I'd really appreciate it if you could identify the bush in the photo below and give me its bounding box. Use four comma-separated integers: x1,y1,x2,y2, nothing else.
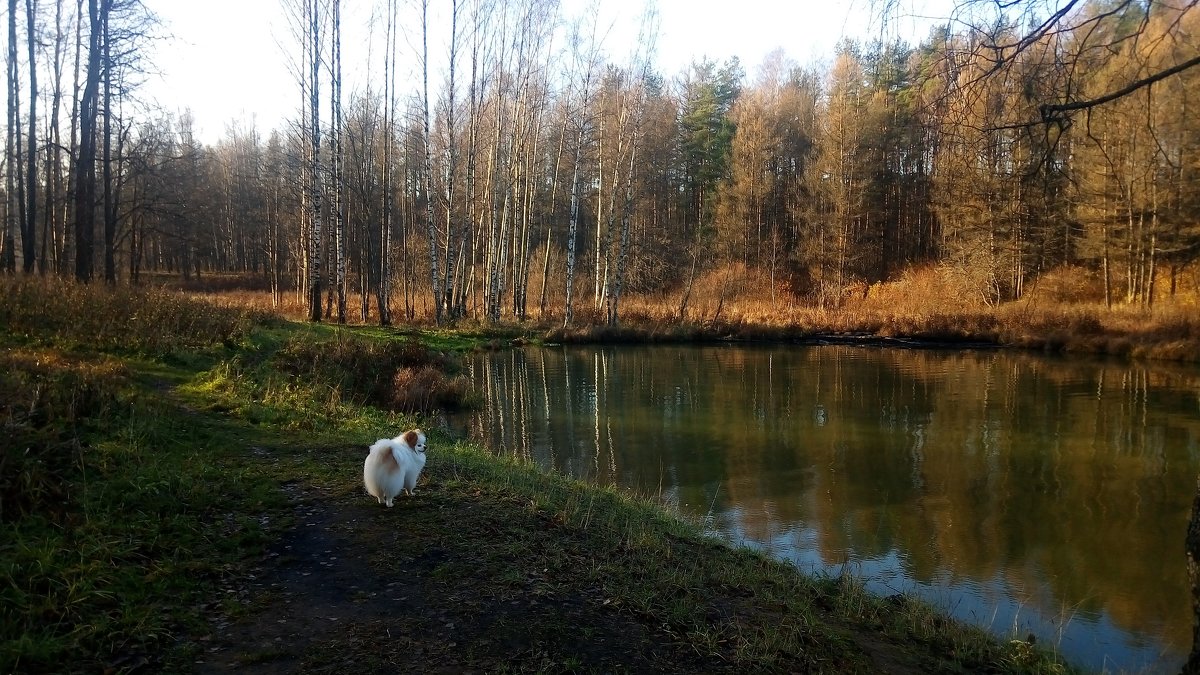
271,333,470,413
1024,266,1106,304
390,365,471,412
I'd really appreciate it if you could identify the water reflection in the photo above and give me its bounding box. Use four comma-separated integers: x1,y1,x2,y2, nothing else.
453,344,1200,672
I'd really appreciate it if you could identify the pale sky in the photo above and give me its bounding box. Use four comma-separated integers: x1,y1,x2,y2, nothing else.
146,0,952,143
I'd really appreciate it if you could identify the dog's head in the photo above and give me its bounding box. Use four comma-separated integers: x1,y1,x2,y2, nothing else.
402,429,427,454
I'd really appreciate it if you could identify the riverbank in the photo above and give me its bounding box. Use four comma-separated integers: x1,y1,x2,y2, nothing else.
179,265,1200,362
2,278,1076,673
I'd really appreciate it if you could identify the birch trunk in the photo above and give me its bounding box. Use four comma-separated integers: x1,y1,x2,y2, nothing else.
421,0,442,324
332,0,345,323
563,133,583,328
306,0,322,322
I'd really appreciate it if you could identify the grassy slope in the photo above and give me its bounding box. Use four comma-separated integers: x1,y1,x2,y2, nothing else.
0,278,1073,673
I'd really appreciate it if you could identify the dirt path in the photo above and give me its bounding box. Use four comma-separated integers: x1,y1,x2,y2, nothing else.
186,444,949,674
191,461,728,673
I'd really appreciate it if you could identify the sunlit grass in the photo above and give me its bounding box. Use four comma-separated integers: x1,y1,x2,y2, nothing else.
159,264,1200,361
0,276,271,355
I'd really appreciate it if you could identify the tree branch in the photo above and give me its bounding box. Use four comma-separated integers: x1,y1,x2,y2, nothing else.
1041,52,1200,117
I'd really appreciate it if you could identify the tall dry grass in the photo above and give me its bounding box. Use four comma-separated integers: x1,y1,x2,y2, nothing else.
543,263,1200,360
0,276,270,353
154,262,1200,361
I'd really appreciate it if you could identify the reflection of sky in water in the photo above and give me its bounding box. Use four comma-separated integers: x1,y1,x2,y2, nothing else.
713,506,1176,673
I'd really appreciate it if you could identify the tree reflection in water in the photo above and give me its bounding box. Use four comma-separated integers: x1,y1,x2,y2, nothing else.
453,344,1200,673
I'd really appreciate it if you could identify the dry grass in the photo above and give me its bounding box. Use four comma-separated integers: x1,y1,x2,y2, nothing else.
269,332,472,413
542,264,1200,360
154,263,1200,361
0,276,269,353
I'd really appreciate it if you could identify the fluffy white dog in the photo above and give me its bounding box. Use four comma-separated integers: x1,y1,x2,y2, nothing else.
363,429,427,507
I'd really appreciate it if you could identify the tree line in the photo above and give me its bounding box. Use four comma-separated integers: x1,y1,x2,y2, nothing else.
1,0,1197,325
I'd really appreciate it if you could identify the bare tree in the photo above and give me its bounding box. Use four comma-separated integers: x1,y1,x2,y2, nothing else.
41,0,70,274
605,7,657,326
73,0,107,282
877,0,1200,128
23,0,37,273
331,0,345,322
438,0,462,320
377,0,398,325
420,0,441,324
561,10,601,328
3,0,17,272
305,0,323,321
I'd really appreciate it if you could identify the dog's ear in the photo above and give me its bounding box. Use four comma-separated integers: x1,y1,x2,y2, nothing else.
403,430,419,447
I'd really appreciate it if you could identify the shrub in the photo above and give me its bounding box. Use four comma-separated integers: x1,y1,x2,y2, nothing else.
271,333,470,412
390,365,471,412
1024,266,1106,304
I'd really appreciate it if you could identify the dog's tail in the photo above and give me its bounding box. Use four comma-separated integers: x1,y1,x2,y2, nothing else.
368,438,395,455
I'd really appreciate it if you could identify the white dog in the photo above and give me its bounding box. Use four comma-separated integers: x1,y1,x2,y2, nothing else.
363,429,427,507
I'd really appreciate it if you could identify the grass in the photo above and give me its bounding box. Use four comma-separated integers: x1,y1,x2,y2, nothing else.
170,264,1200,362
0,277,1077,673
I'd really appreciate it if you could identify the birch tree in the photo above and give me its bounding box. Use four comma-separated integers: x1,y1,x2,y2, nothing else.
305,0,323,321
330,0,345,322
561,12,600,328
420,0,442,324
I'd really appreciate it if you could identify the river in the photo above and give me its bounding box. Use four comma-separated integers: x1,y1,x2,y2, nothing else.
450,343,1200,672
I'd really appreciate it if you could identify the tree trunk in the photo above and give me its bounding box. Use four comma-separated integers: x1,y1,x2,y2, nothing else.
73,0,106,283
377,0,397,326
421,0,441,324
3,0,17,273
440,0,460,319
102,6,116,283
563,134,583,328
42,0,66,275
332,0,346,323
306,0,322,322
23,0,37,274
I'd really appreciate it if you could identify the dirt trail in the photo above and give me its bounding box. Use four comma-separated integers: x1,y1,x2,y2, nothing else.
187,445,943,674
191,469,720,673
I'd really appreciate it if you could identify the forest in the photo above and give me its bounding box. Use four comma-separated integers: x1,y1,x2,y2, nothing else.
1,0,1198,330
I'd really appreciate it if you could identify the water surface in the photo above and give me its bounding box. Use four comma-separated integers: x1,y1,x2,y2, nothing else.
452,344,1200,672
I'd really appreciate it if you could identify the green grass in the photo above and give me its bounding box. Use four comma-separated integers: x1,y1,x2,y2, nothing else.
0,278,1076,673
1,355,283,672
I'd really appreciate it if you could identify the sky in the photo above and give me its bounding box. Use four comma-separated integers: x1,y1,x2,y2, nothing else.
146,0,953,144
